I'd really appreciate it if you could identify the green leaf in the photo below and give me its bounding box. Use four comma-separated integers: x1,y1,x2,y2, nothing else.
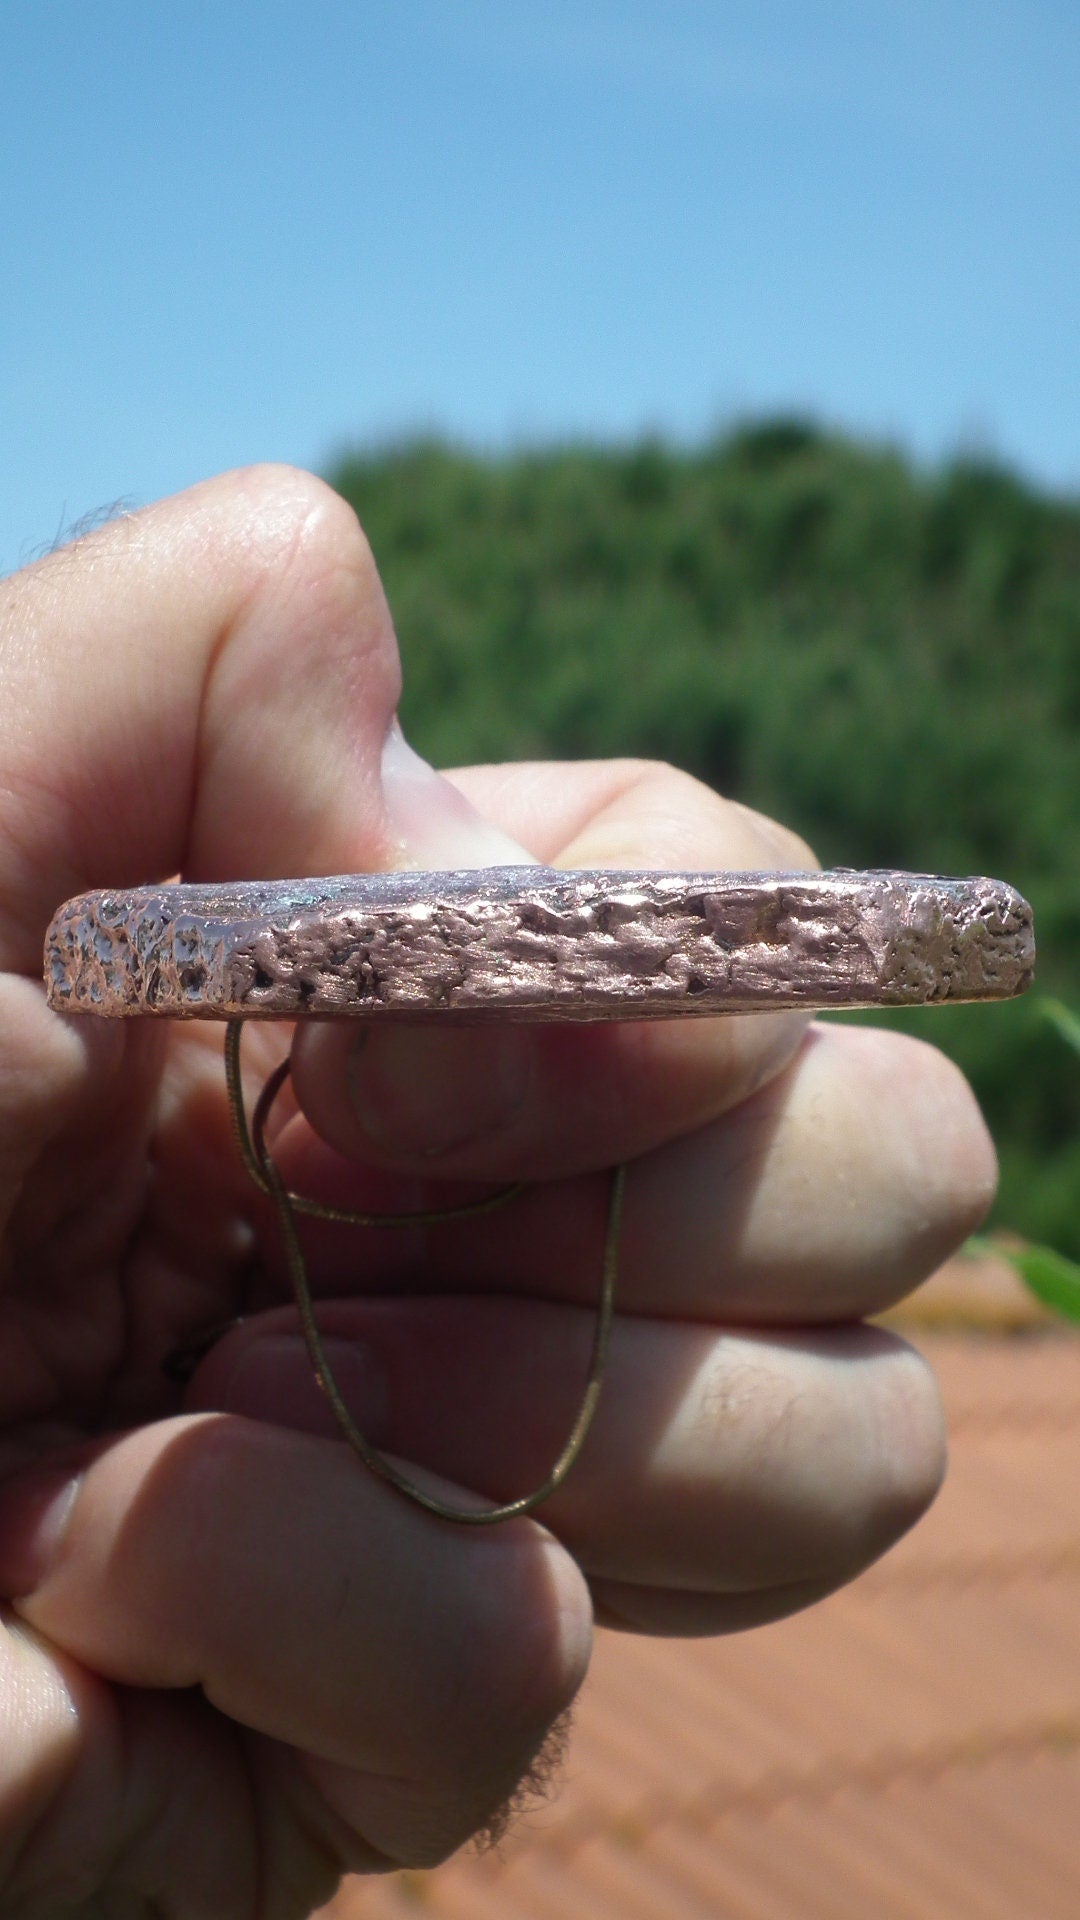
1005,1242,1080,1323
1039,996,1080,1060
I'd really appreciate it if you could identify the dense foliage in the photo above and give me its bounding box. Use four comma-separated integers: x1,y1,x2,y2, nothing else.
330,423,1080,1254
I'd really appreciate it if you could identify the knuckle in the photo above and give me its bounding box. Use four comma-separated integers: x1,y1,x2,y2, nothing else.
344,1547,589,1870
231,462,364,541
727,798,820,871
623,764,821,871
230,464,381,593
423,1544,590,1794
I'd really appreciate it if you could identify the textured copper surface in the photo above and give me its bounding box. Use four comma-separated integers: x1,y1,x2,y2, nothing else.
44,867,1033,1019
321,1306,1080,1920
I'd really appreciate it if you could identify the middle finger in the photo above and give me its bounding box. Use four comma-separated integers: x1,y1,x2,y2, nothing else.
274,1020,995,1327
189,1297,946,1611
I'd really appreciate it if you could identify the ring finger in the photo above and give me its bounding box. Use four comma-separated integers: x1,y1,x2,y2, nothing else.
274,1019,995,1327
189,1295,947,1631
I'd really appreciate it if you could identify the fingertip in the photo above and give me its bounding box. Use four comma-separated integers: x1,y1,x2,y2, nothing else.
290,1003,812,1186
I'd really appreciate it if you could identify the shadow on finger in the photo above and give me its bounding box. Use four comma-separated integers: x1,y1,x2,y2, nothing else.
188,1296,947,1625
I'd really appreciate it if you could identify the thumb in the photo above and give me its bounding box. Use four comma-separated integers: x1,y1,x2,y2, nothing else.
0,464,523,978
379,721,535,872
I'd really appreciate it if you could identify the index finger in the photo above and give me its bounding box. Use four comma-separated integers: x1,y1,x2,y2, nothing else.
0,465,513,975
291,761,818,1180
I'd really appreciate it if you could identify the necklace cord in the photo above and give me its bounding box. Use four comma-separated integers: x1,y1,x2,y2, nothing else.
223,1018,623,1525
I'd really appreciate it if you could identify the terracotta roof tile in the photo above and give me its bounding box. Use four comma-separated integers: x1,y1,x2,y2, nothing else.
321,1290,1080,1920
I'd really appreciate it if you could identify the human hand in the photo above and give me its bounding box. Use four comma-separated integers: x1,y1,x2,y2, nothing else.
0,469,993,1917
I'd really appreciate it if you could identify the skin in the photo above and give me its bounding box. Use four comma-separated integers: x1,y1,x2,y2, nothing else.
0,467,996,1918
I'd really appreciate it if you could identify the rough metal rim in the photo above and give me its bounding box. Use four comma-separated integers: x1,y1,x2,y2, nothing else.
45,867,1035,1021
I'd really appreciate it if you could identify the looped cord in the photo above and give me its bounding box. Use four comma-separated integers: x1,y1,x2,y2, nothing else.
224,1019,624,1525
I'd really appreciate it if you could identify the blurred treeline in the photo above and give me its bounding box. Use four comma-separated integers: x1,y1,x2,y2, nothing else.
330,421,1080,1254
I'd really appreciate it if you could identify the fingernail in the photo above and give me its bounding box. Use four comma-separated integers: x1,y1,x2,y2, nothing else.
218,1335,389,1440
0,1463,80,1597
349,1024,533,1157
380,722,538,871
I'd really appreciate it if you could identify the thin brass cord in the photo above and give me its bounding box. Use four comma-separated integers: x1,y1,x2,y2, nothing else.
225,1019,524,1225
224,1017,622,1524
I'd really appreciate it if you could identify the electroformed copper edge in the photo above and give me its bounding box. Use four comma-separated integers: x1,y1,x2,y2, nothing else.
44,867,1034,1022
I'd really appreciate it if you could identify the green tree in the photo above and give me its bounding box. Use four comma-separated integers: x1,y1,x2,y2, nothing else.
330,423,1080,1255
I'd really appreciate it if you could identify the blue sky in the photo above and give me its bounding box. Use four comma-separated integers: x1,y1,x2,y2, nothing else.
2,0,1078,573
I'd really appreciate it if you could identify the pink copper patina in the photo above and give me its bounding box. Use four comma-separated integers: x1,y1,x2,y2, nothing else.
44,867,1034,1021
